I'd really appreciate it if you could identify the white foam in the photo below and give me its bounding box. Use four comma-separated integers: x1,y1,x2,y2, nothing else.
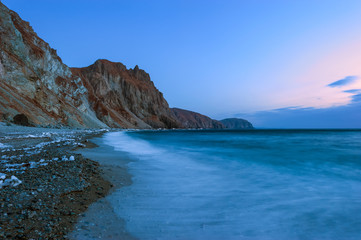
104,132,163,156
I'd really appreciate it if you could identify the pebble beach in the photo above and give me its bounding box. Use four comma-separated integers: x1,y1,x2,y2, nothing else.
0,123,113,239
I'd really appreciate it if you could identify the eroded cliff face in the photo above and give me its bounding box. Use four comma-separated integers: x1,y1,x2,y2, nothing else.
0,2,253,130
171,108,225,129
0,2,106,127
71,60,181,129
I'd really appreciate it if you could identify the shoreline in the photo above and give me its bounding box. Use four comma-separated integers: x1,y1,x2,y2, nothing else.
68,135,137,240
0,123,117,239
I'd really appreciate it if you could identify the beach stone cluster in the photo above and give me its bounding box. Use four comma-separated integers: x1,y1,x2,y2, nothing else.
0,129,111,239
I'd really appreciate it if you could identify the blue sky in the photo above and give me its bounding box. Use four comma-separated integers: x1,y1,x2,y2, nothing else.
3,0,361,128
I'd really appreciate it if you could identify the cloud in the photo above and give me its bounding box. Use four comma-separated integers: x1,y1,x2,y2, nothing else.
271,106,317,112
328,76,358,87
344,89,361,93
233,80,361,128
234,100,361,128
273,106,302,111
351,93,361,102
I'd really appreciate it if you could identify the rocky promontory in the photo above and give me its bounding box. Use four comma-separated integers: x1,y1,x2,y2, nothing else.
171,108,224,129
221,118,254,129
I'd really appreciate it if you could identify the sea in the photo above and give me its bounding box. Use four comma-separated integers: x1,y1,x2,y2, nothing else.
73,129,361,240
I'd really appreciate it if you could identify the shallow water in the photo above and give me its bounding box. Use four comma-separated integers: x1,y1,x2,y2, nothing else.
90,130,361,239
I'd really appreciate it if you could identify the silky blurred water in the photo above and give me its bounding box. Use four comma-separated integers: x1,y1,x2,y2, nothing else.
102,129,361,240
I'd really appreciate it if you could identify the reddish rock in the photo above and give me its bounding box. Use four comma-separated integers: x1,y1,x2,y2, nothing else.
171,108,225,129
0,2,254,130
71,60,181,129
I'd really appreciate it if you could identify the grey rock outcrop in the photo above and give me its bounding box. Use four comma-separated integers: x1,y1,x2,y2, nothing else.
220,118,254,129
0,2,106,128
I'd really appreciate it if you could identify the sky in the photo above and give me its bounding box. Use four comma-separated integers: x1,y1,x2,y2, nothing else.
3,0,361,128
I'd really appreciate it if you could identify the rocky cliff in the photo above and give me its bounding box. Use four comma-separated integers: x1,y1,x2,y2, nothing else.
71,60,181,129
171,108,225,129
0,2,106,128
220,118,254,129
0,2,180,129
0,2,253,130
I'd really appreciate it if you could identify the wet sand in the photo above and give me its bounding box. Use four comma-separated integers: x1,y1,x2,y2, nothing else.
68,137,137,240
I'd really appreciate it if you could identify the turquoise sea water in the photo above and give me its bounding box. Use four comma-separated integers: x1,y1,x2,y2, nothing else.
101,130,361,240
